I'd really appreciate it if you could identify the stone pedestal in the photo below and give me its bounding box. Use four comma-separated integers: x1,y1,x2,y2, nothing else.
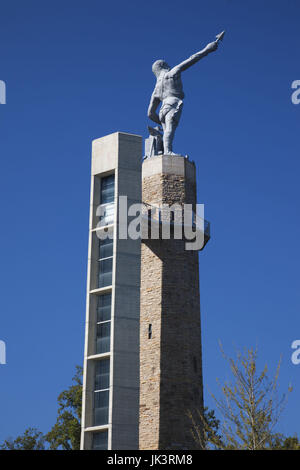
139,155,204,450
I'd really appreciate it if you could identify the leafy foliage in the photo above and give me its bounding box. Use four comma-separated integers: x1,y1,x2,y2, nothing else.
191,347,295,450
189,406,223,450
0,427,46,450
1,357,298,451
268,434,300,450
0,366,83,451
45,366,83,450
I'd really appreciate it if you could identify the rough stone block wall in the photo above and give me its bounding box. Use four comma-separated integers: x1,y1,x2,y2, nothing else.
139,156,204,450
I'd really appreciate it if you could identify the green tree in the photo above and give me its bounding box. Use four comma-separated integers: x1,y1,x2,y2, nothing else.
268,433,300,450
0,366,83,450
45,366,83,450
189,406,223,450
191,347,293,450
0,427,46,450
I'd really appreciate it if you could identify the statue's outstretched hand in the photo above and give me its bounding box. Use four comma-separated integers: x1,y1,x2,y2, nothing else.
206,41,218,52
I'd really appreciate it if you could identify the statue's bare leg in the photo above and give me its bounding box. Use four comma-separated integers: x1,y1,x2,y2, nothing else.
162,114,178,155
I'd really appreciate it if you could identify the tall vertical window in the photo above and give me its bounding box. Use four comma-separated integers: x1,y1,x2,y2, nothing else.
99,174,115,225
98,237,113,288
96,294,111,354
94,358,110,426
92,430,108,450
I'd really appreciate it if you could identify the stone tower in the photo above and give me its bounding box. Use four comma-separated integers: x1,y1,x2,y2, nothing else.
139,154,208,450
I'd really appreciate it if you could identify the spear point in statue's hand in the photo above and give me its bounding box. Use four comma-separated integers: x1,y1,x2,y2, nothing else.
215,30,225,43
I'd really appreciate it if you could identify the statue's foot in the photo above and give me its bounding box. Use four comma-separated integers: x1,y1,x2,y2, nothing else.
164,151,177,156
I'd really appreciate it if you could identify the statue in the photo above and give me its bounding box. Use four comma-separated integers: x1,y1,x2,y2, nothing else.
146,31,225,156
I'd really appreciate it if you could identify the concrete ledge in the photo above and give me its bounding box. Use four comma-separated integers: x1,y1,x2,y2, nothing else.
142,155,195,181
92,132,142,175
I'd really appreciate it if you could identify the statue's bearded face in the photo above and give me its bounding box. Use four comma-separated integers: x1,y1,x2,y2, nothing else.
152,60,170,77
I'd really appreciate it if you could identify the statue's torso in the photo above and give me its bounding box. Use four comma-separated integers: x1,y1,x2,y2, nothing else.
154,71,184,102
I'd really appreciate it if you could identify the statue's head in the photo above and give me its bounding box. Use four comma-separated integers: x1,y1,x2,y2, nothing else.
152,60,170,77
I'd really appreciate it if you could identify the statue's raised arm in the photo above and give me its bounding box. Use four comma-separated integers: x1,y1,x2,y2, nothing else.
170,41,218,75
146,31,225,157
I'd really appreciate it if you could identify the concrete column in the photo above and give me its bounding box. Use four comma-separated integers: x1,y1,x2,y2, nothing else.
81,132,142,450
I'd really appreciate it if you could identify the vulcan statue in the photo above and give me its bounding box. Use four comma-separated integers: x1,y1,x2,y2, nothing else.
146,32,225,157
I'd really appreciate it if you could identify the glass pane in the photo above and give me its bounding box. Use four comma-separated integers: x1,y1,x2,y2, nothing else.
97,294,111,322
99,238,113,260
94,390,109,426
101,175,115,204
92,431,108,450
98,258,113,288
95,358,110,390
96,323,111,354
101,188,114,205
101,174,114,189
99,203,114,225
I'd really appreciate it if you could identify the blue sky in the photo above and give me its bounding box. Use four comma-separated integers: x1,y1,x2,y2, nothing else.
0,0,299,442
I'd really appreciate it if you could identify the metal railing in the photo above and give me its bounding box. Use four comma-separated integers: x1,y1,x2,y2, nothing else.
141,202,210,240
